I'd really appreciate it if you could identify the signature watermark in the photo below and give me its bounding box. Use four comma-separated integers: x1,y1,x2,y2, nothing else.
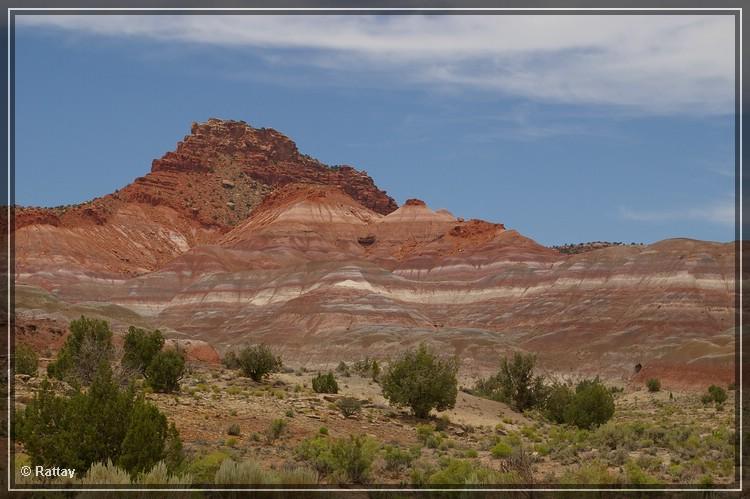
20,465,76,479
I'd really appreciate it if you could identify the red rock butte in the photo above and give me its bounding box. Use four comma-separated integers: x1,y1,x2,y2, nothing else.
13,119,736,388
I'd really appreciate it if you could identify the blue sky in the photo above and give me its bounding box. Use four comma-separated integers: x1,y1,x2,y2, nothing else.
14,14,736,245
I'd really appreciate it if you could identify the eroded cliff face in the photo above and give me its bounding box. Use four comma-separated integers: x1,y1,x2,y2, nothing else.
127,118,397,226
13,121,736,387
14,119,397,286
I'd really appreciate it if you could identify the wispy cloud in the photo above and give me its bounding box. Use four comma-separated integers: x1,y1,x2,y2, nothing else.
16,14,735,115
620,197,735,226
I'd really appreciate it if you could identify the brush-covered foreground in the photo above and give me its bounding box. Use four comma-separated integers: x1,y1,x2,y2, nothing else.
12,362,737,488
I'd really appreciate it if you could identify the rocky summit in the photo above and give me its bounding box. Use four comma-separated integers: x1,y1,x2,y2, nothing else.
14,119,735,388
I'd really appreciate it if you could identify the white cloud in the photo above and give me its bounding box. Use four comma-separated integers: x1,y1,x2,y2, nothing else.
16,14,735,114
620,197,735,225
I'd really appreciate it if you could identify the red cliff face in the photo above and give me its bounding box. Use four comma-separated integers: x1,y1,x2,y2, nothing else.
121,118,397,227
14,119,398,281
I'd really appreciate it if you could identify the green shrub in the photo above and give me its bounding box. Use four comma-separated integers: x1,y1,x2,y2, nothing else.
118,398,169,474
594,422,638,451
296,435,335,474
296,433,377,483
227,423,241,436
646,378,661,393
625,460,660,485
278,466,318,485
222,350,240,370
145,350,185,393
312,372,339,394
17,364,176,475
237,344,282,382
474,352,547,412
491,440,513,458
215,458,273,485
544,382,574,423
335,397,362,418
563,378,615,429
434,416,451,433
121,326,164,374
534,443,551,456
186,450,230,483
383,445,420,472
80,459,192,485
381,344,459,418
267,418,287,442
708,385,728,405
213,458,317,485
14,343,38,376
561,460,619,485
352,357,379,378
47,316,114,385
80,459,132,485
137,461,193,485
164,422,184,473
416,424,443,449
410,459,436,486
699,474,714,486
329,434,378,483
428,458,520,485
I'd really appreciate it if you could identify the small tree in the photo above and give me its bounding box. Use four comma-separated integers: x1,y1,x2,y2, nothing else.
646,378,661,393
47,316,114,385
381,344,459,419
14,343,38,376
118,398,168,474
543,382,574,424
312,372,339,394
495,353,546,412
563,378,615,429
122,326,164,374
145,350,185,393
17,363,176,475
164,422,184,473
237,344,282,382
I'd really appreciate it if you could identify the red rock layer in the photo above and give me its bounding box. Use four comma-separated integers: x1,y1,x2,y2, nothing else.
22,184,730,388
14,124,736,388
14,119,397,284
120,118,397,227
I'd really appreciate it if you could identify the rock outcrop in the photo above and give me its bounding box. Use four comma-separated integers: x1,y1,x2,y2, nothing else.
14,119,397,286
127,118,397,226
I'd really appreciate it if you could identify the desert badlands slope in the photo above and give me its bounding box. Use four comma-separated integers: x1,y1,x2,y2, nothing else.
13,119,736,387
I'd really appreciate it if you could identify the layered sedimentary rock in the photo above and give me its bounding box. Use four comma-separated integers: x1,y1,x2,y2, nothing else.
13,121,736,387
14,119,397,288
